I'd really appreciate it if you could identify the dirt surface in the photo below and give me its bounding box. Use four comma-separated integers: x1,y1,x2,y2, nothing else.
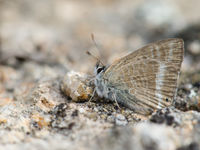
0,0,200,150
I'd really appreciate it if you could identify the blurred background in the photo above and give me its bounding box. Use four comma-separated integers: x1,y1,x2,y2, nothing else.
0,0,200,79
0,1,200,148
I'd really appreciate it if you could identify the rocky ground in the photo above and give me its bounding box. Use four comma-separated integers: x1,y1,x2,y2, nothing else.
0,0,200,150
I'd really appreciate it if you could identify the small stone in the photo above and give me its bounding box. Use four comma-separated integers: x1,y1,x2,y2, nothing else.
150,108,177,126
79,108,85,114
60,71,94,102
107,115,115,123
185,84,193,90
188,91,200,111
94,107,98,112
115,114,128,126
189,90,197,98
116,114,125,120
188,40,200,55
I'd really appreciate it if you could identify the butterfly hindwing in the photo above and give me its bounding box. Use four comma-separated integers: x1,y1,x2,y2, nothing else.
102,38,184,113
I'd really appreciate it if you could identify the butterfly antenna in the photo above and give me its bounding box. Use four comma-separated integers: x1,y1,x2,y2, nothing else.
86,33,104,66
91,33,100,52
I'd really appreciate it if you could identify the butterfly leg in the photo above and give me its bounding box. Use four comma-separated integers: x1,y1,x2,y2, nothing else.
113,92,121,109
88,88,96,103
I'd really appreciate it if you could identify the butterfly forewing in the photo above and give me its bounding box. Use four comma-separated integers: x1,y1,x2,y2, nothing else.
103,39,184,113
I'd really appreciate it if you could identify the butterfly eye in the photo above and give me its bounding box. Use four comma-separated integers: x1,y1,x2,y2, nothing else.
97,67,105,74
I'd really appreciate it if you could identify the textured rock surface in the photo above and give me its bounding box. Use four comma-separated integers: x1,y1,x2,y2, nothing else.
0,0,200,150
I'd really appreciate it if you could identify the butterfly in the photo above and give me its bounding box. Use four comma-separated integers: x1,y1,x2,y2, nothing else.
93,38,184,115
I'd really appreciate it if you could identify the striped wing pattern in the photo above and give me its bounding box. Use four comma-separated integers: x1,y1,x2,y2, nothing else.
103,39,184,113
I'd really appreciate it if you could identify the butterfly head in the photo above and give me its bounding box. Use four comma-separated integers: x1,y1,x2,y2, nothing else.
94,61,106,76
94,61,109,98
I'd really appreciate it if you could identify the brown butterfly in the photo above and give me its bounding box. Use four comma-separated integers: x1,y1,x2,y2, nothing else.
93,38,184,115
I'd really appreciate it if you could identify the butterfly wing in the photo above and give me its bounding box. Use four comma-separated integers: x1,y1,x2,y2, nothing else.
103,38,184,114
